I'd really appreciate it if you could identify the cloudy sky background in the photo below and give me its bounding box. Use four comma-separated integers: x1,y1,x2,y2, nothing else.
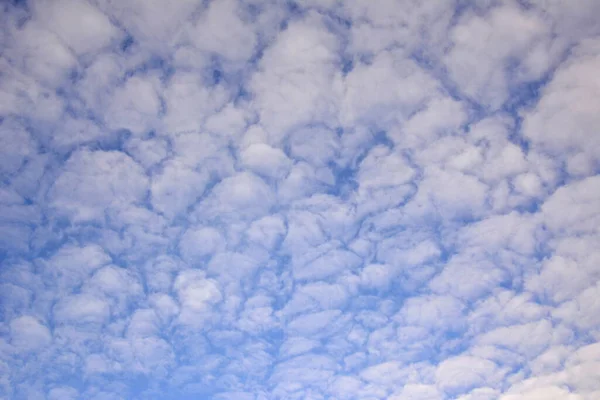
1,0,600,399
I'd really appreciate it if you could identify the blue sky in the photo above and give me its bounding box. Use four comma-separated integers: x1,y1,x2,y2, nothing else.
1,0,600,399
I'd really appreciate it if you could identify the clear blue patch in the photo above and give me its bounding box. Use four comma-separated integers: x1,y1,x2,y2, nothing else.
120,35,134,52
327,162,358,198
9,0,27,8
341,58,354,75
286,1,300,15
372,130,394,148
212,68,223,85
125,55,174,82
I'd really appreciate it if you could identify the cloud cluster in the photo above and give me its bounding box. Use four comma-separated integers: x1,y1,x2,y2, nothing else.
1,0,599,399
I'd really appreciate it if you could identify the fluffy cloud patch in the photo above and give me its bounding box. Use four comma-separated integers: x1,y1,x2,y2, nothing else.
1,1,598,399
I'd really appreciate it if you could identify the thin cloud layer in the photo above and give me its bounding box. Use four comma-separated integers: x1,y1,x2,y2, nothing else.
1,0,599,399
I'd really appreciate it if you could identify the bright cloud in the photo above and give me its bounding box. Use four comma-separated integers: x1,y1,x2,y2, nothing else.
1,0,599,399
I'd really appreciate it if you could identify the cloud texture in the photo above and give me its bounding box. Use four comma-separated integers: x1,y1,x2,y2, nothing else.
1,0,600,399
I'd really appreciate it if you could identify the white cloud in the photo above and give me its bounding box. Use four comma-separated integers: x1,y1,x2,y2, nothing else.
9,315,52,352
162,73,231,132
391,384,442,400
398,295,465,332
328,375,363,399
287,310,343,337
97,0,199,52
356,146,415,204
288,126,340,167
475,320,555,359
40,244,112,291
341,50,438,128
250,12,343,137
468,290,548,334
151,159,210,218
282,281,349,318
526,254,594,304
183,0,257,63
54,294,111,326
359,263,394,290
279,337,320,359
109,335,175,376
401,167,490,223
436,355,505,395
33,0,118,56
48,386,79,400
271,353,338,391
456,388,501,400
2,1,600,398
360,360,411,388
523,39,600,171
552,281,600,331
195,171,275,221
507,387,583,400
207,251,264,282
179,226,226,264
0,119,35,178
10,23,77,87
444,4,555,109
246,214,287,250
277,161,334,203
455,212,538,256
541,175,600,236
343,0,455,56
105,75,162,135
48,149,149,223
293,248,362,281
240,143,292,180
399,96,467,149
174,270,222,327
429,252,506,302
124,136,169,169
85,265,144,316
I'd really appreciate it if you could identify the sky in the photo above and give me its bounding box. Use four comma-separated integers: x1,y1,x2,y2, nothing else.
0,0,600,399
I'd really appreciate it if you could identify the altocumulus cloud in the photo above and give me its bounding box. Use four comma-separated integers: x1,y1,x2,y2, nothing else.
1,0,600,399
